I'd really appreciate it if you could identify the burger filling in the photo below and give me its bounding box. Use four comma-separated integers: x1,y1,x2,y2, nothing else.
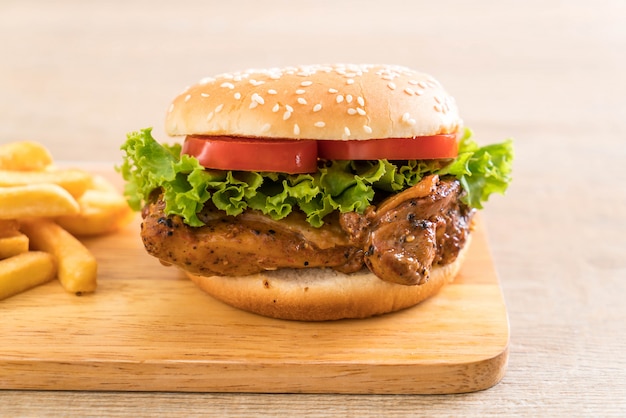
141,174,472,286
120,128,513,286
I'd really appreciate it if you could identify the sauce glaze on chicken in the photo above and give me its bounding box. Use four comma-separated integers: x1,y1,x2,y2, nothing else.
140,175,474,286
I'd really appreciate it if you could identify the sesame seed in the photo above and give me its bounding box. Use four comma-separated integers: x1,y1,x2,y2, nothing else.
297,97,307,105
249,79,265,86
344,127,351,137
408,80,419,85
294,124,300,135
328,88,338,93
404,87,415,96
220,82,235,89
249,101,258,109
215,104,224,113
347,108,357,115
418,81,427,89
363,125,373,134
346,94,353,103
234,92,242,100
199,77,215,85
314,121,326,128
252,93,265,104
336,95,344,103
346,79,354,85
201,93,210,98
267,89,278,95
184,94,191,102
313,103,322,112
207,111,214,121
434,95,442,104
272,104,280,112
301,80,313,86
283,111,292,120
356,107,366,116
285,104,294,112
401,112,416,125
261,123,272,133
168,104,174,113
296,89,306,94
415,89,424,96
357,96,365,107
270,74,281,80
387,82,396,90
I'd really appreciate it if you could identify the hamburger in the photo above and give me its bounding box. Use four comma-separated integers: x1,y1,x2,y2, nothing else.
119,64,513,321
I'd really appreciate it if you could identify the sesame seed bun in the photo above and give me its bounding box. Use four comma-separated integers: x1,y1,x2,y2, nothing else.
165,64,461,141
185,234,471,321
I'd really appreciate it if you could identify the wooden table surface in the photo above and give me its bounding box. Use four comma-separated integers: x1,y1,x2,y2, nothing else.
1,0,625,416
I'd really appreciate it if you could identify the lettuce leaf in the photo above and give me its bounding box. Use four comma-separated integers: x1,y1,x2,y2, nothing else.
438,129,514,209
118,128,513,227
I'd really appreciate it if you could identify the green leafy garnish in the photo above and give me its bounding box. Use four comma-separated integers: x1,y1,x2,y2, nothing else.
439,129,514,209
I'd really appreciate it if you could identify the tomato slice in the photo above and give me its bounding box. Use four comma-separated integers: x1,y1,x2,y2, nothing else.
183,134,458,173
182,136,318,174
317,134,458,160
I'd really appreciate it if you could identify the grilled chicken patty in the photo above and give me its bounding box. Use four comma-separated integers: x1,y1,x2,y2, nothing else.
140,175,474,285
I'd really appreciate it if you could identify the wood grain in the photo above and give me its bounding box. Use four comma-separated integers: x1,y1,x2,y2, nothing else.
0,187,508,394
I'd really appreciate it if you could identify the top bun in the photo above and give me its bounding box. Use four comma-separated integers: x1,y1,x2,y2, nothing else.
165,64,461,141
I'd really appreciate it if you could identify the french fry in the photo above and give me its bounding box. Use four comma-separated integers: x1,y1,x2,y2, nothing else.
0,140,135,301
0,184,80,219
0,219,20,237
56,189,135,236
20,218,97,294
0,168,92,198
0,251,56,301
0,141,53,171
0,233,29,259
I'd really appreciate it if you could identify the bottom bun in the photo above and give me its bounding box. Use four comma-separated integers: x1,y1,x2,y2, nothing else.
186,235,471,321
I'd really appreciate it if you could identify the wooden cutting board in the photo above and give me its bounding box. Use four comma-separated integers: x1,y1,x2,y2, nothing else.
0,168,509,394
